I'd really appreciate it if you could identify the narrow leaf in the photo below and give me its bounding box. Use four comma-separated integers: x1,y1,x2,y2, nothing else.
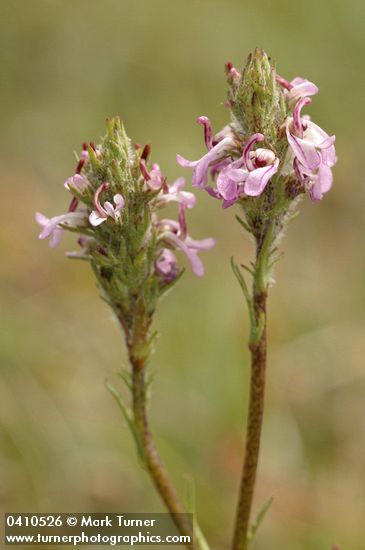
183,475,211,550
247,496,273,548
105,380,145,464
230,257,251,304
235,214,252,233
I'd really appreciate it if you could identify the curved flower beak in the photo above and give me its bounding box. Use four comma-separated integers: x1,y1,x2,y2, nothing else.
177,136,237,188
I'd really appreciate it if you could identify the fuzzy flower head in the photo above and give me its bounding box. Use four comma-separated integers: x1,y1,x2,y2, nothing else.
36,117,214,330
177,48,337,241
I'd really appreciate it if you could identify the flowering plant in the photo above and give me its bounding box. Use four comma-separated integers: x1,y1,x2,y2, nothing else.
178,48,336,550
36,49,338,550
36,117,214,546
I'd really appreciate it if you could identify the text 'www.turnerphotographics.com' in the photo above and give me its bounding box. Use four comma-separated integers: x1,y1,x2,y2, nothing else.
4,513,193,546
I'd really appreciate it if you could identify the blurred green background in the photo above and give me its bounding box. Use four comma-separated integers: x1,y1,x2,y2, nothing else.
1,1,365,548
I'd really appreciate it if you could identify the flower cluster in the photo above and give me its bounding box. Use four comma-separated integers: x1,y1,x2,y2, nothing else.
36,119,214,285
177,59,336,207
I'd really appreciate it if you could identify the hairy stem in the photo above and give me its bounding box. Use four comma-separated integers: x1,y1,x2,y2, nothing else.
232,232,270,550
129,352,196,549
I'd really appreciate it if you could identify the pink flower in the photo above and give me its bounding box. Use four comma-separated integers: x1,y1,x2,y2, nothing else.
177,117,237,188
155,205,215,277
89,182,125,226
66,236,95,259
286,98,336,201
190,134,279,207
276,75,318,102
156,177,196,209
155,249,179,282
217,134,279,205
140,161,166,191
35,211,87,248
178,116,279,205
294,159,334,202
64,174,90,193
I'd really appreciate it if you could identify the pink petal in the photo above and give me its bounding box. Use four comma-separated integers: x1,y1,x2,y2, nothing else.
156,249,178,275
286,125,321,170
304,121,337,167
89,211,106,226
290,78,319,99
162,178,196,208
165,233,205,276
35,212,49,228
213,124,234,143
318,164,333,194
113,194,125,209
321,146,337,168
49,228,63,248
176,154,199,169
192,137,236,187
169,177,185,193
185,236,216,251
226,168,249,182
244,160,279,197
305,120,334,146
217,173,239,201
103,201,115,217
290,77,306,86
38,219,58,239
166,191,196,208
222,199,237,209
64,174,90,192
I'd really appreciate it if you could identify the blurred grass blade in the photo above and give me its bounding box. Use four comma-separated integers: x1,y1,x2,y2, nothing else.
247,496,273,548
183,475,211,550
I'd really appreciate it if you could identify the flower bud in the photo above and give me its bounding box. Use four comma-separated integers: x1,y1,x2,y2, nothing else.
228,48,285,141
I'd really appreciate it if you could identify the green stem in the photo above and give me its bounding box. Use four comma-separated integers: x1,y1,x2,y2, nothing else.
129,351,196,549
